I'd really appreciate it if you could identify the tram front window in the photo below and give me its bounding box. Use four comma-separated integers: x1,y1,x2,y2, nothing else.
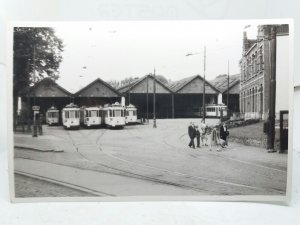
114,110,122,117
89,110,98,117
68,110,79,118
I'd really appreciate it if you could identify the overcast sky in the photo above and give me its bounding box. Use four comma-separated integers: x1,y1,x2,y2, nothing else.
54,21,258,92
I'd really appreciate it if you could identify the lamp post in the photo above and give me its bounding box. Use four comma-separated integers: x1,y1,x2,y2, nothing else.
153,69,157,128
227,60,230,109
186,46,206,122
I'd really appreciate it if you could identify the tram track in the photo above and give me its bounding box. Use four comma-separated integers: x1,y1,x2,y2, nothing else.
64,129,211,194
22,125,286,195
66,127,285,195
163,132,287,174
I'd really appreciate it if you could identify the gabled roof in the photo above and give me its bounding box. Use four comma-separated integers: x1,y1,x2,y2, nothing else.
210,74,240,93
118,74,173,94
29,77,72,97
75,78,121,96
169,75,220,94
118,77,143,93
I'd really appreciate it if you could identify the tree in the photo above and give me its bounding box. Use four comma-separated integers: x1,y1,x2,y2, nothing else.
13,27,64,129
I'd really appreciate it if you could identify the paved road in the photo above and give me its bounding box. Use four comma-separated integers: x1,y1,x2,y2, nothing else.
14,119,288,197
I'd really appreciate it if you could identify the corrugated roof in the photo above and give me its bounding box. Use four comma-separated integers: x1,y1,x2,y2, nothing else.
169,75,220,93
75,78,121,96
29,77,72,96
118,74,173,93
210,74,240,93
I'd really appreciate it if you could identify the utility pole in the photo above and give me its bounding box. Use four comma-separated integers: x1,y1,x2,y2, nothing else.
267,26,277,152
153,69,157,128
32,44,38,137
227,60,230,109
203,46,206,122
146,74,149,121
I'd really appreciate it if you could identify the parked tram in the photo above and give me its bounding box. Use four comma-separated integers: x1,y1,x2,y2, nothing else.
62,103,80,129
125,104,137,124
46,106,59,125
201,104,228,118
80,106,103,127
103,102,125,128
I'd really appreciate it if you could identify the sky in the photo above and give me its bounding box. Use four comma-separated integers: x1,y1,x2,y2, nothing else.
54,21,258,92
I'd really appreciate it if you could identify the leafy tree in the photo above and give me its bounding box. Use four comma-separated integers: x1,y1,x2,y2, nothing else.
13,27,64,129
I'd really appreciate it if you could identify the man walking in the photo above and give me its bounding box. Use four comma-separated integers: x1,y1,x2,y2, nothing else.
188,122,196,149
195,126,201,148
220,122,229,147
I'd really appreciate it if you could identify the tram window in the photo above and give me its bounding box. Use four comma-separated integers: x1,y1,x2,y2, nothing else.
89,110,97,117
69,111,75,118
114,110,121,117
75,111,79,118
65,111,69,118
128,110,135,116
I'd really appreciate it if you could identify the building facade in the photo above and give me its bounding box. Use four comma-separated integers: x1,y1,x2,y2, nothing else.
240,24,289,120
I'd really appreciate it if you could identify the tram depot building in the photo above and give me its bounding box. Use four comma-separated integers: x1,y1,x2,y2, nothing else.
19,73,242,123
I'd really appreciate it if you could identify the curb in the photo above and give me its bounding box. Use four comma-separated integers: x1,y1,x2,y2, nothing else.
15,170,109,197
14,144,64,152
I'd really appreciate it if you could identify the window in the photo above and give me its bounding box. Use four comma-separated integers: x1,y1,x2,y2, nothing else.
88,110,98,117
48,112,58,118
114,110,122,117
65,111,69,118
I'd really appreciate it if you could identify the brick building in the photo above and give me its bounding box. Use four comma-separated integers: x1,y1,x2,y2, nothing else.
240,24,289,120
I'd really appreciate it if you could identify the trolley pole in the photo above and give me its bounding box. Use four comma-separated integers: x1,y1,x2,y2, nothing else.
153,69,157,128
267,26,277,152
203,46,206,122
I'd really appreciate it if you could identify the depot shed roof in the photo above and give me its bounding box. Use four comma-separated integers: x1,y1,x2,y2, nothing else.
75,78,120,97
169,75,220,94
210,74,240,94
29,78,72,97
118,74,173,94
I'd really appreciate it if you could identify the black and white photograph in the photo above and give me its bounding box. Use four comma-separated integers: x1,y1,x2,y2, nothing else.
9,20,293,201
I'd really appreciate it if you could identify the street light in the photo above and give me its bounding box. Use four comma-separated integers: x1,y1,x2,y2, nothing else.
153,68,157,128
186,46,206,122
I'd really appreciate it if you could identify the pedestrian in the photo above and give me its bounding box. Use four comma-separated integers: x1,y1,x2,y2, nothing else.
195,126,201,148
200,119,208,146
188,122,196,149
220,122,229,147
209,125,221,151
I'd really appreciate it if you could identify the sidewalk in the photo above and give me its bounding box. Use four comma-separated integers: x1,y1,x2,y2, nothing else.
14,133,65,152
14,158,206,196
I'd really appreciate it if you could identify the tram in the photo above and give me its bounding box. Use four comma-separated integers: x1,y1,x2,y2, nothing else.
103,102,126,128
80,106,103,127
125,104,137,124
201,104,228,118
46,106,59,125
62,103,80,129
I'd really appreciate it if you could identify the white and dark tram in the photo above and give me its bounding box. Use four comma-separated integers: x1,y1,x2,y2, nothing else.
103,102,126,128
201,104,228,118
46,106,60,125
80,106,103,127
125,104,137,124
62,103,80,129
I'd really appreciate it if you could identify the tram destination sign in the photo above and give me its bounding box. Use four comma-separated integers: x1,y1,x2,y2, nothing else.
32,106,40,111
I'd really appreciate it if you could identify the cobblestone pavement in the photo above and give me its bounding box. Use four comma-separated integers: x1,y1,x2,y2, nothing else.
15,174,97,197
13,119,288,197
